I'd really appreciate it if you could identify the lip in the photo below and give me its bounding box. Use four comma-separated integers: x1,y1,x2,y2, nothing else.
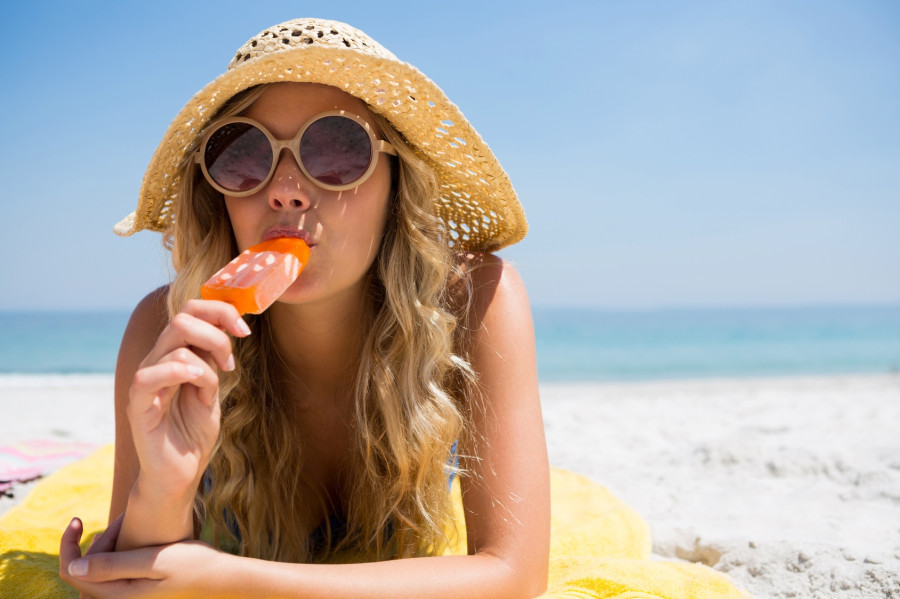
262,227,315,247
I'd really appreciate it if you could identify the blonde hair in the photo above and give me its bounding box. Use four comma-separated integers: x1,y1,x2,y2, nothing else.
164,84,477,563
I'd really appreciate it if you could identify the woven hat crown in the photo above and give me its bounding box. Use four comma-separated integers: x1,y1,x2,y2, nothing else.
114,18,527,251
229,19,399,68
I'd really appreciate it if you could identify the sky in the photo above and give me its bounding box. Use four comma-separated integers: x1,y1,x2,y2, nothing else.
0,0,897,310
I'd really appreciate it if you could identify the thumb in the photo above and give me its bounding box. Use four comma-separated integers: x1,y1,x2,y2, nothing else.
66,545,163,583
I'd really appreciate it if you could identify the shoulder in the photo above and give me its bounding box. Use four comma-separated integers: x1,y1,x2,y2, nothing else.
451,252,533,358
114,285,170,407
453,252,530,325
119,285,170,363
129,285,170,332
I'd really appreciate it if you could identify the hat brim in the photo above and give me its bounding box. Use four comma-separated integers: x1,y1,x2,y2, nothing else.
116,45,526,252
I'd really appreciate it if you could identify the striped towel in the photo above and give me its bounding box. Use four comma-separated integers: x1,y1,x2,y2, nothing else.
0,440,96,494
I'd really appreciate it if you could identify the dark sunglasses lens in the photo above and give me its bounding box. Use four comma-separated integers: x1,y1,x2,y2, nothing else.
204,123,272,192
300,116,372,186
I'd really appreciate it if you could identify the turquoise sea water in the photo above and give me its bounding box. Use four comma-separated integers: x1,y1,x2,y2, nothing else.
0,306,898,381
533,305,900,381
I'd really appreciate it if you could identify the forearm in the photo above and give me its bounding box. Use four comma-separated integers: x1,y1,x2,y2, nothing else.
115,475,196,551
222,552,545,599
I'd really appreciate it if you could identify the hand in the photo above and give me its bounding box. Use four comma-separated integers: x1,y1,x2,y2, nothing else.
60,516,231,598
128,299,250,498
59,515,123,599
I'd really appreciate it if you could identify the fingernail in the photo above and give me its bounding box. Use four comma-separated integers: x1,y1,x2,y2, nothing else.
187,365,204,378
69,558,88,577
225,354,236,371
235,318,251,336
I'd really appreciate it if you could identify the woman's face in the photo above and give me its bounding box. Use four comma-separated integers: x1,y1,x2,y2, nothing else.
222,82,393,309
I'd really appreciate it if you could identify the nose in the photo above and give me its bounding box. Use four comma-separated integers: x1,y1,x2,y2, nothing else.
266,149,313,211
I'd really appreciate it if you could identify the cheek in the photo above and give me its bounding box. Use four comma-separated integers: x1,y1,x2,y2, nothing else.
339,198,390,266
223,197,257,250
365,175,393,248
345,164,392,246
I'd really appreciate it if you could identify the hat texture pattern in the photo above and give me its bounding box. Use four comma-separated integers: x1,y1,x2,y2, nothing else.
115,18,527,251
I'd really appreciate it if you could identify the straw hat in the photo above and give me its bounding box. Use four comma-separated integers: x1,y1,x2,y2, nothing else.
114,18,527,252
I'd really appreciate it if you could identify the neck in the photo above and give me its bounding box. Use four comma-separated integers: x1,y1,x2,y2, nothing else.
266,286,370,400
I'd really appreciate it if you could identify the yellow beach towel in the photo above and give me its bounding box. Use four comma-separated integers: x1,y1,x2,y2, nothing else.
0,446,751,598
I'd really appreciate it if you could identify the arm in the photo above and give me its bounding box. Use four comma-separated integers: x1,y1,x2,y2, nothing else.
63,257,550,598
110,287,250,551
109,287,188,549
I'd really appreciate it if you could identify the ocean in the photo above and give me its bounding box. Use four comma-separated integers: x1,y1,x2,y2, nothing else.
0,306,898,382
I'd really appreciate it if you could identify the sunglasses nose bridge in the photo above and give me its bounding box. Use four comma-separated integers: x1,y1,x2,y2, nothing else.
267,139,312,188
271,139,300,169
265,138,317,210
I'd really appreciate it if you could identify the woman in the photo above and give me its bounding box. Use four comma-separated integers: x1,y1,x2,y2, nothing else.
60,17,549,598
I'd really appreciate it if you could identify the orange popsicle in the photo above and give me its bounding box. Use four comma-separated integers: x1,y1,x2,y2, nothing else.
200,237,311,315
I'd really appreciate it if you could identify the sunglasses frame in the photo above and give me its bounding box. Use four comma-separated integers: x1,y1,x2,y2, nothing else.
195,110,398,195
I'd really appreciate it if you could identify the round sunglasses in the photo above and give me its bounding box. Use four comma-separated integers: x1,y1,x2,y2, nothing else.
195,111,398,196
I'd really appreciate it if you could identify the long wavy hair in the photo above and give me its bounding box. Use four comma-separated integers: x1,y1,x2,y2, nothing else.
163,84,477,563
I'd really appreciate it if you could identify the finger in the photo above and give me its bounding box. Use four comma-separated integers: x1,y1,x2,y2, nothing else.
136,349,220,407
106,513,125,538
145,311,237,373
181,297,252,338
59,517,84,579
64,546,167,584
86,514,124,556
130,360,206,413
159,347,220,405
162,298,252,362
170,346,221,407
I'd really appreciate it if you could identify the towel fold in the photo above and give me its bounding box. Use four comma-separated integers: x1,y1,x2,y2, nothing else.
0,446,751,598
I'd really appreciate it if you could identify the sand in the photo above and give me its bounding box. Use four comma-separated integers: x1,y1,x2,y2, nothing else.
2,373,898,598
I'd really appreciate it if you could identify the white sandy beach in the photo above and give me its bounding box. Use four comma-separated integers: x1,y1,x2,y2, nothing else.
1,373,898,598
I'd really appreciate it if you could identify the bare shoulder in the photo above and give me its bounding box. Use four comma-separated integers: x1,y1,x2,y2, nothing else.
122,285,170,351
453,252,531,334
115,285,170,382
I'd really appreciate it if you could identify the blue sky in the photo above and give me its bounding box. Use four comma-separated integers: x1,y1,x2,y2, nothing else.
1,0,897,310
